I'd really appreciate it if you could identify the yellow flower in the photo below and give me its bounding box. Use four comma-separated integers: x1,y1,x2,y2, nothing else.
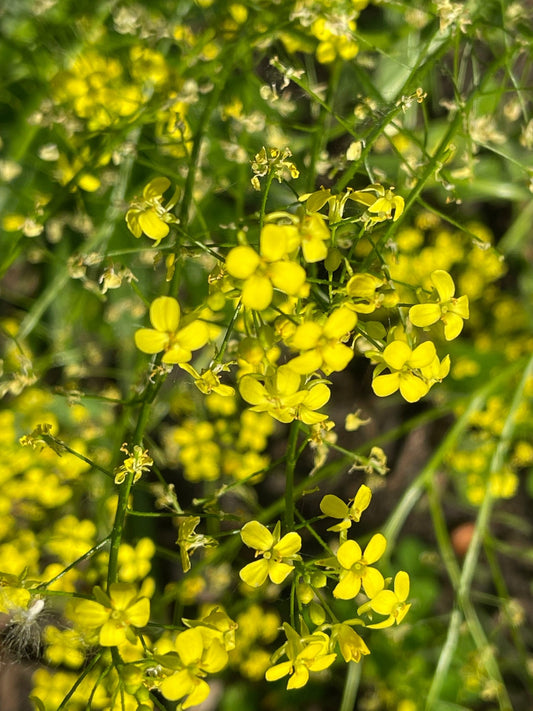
159,627,228,707
370,340,437,403
362,570,411,628
265,623,336,689
126,177,179,245
350,184,404,227
287,306,357,375
67,583,150,647
176,516,218,573
135,296,209,365
409,269,469,340
179,363,235,396
320,484,372,532
239,365,330,424
333,534,386,600
239,520,301,587
331,623,370,663
225,226,307,311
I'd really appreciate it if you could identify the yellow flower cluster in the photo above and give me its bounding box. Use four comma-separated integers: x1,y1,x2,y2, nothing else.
236,485,411,689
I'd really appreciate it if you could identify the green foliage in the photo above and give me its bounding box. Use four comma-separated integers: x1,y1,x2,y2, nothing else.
1,1,533,710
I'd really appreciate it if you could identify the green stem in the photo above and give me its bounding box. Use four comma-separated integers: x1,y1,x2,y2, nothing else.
339,660,362,711
106,375,164,590
284,421,300,531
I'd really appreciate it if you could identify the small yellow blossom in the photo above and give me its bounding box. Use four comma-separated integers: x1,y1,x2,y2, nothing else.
287,306,356,375
361,570,411,628
409,269,469,340
239,521,301,587
135,296,209,365
179,363,235,396
126,177,179,245
333,534,386,599
320,484,372,532
114,443,153,485
225,226,307,311
67,584,150,647
239,365,330,424
370,340,437,403
331,623,370,663
158,627,228,707
265,623,336,689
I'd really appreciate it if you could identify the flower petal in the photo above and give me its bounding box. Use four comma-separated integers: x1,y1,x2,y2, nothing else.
150,296,180,332
240,521,274,551
431,269,455,301
239,559,269,587
336,539,362,569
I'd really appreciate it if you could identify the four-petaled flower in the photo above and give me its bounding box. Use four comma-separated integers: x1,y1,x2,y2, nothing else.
239,365,330,425
370,340,437,403
158,627,228,707
320,484,372,533
126,177,179,245
67,583,150,647
135,296,209,365
239,520,302,587
225,225,307,311
361,570,411,628
265,623,336,689
287,306,357,375
331,623,370,663
409,269,469,340
333,534,387,600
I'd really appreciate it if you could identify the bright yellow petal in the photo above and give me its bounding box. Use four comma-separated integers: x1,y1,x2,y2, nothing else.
240,521,274,551
408,341,436,368
138,210,169,241
442,313,464,340
336,539,361,569
333,570,361,599
369,590,396,615
363,533,386,564
288,351,323,375
431,269,455,301
394,570,410,601
99,620,126,646
383,341,411,370
398,373,429,403
225,246,261,280
323,307,357,339
135,328,169,354
362,567,385,598
260,224,291,261
239,376,267,405
268,561,294,584
372,372,400,397
290,322,322,351
143,176,171,199
321,342,354,372
265,661,292,682
239,559,269,587
269,261,307,296
302,382,330,409
175,321,209,351
175,628,203,666
409,303,441,328
125,598,150,628
150,296,180,332
274,531,302,557
242,274,273,310
320,494,349,519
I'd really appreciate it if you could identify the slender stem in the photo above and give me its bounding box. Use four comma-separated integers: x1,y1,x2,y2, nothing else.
284,421,300,531
339,660,362,711
106,375,164,590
